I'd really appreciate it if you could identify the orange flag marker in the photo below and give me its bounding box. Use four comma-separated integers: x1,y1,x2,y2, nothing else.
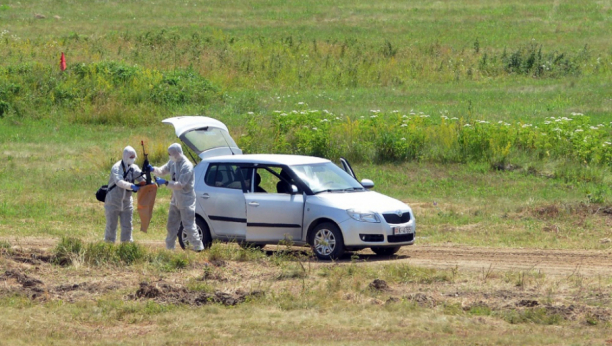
60,52,66,71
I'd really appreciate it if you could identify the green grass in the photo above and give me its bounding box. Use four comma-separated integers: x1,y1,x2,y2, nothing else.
0,1,610,124
52,237,193,270
2,1,612,345
2,118,612,249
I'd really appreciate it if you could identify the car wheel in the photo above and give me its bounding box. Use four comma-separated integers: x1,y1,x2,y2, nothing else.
178,217,212,250
310,222,345,260
238,242,263,251
371,246,401,256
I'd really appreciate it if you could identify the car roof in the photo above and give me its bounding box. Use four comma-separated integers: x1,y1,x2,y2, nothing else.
201,154,330,166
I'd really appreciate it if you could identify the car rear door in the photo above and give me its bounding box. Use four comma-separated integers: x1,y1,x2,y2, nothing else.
198,163,247,239
244,166,305,243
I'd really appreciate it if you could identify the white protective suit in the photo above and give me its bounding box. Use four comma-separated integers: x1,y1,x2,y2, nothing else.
153,143,204,251
104,146,143,243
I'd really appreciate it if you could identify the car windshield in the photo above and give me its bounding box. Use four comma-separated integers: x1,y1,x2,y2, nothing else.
290,162,364,194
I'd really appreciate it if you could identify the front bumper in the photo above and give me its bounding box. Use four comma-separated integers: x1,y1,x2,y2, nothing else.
339,217,416,247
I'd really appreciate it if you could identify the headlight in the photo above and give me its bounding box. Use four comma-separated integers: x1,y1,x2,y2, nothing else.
347,209,380,223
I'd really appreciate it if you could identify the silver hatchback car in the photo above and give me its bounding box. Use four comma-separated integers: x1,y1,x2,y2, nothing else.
164,116,416,260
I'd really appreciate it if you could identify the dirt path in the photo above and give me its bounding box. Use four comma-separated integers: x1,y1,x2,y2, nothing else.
4,237,612,276
391,245,612,276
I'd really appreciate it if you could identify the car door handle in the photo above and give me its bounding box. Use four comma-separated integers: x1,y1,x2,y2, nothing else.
202,193,210,199
248,201,259,207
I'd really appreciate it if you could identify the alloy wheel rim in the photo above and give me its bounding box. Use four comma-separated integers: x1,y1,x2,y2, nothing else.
314,229,336,256
182,226,202,248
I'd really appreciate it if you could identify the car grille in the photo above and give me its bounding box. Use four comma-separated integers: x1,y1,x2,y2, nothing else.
359,234,384,242
387,233,414,243
382,212,411,224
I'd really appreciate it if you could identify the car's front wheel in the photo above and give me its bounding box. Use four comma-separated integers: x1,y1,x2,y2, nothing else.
371,246,401,256
310,222,345,260
178,217,212,250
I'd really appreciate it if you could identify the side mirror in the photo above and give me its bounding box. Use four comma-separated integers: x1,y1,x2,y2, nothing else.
361,179,374,189
291,185,299,194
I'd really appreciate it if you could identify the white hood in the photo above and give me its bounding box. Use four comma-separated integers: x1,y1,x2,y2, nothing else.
312,191,411,214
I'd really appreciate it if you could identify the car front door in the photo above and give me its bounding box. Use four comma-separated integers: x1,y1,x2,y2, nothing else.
197,163,247,239
244,166,304,243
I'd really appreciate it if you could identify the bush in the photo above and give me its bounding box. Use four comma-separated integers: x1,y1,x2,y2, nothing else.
53,237,85,266
239,109,612,168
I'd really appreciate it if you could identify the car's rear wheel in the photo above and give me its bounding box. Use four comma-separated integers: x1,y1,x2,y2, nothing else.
310,222,344,260
178,217,212,250
371,246,401,256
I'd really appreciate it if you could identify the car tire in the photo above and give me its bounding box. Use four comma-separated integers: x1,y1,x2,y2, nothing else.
178,217,212,250
371,246,401,256
310,222,345,260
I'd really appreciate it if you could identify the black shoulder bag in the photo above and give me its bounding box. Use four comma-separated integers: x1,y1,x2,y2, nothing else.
95,162,133,203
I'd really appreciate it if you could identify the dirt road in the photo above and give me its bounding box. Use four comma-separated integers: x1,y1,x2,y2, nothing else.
392,245,612,276
4,237,612,276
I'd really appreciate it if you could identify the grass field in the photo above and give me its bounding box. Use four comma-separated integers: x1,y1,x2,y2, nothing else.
1,0,612,344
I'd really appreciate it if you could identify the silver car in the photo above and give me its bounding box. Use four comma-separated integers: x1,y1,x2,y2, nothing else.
164,116,416,260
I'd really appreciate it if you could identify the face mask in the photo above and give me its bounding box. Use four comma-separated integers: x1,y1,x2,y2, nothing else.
125,157,135,165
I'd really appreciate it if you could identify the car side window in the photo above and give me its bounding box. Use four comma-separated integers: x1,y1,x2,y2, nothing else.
254,167,295,194
205,164,245,190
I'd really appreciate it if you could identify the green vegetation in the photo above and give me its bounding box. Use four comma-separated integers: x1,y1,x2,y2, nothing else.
242,108,612,167
52,237,192,270
1,1,612,344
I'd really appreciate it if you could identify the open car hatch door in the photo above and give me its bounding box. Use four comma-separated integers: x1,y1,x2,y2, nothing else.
162,116,242,160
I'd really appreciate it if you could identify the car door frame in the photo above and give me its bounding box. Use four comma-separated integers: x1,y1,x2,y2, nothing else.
196,162,249,241
242,164,307,244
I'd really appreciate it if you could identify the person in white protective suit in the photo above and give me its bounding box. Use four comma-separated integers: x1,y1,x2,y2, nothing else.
104,146,144,243
147,143,204,251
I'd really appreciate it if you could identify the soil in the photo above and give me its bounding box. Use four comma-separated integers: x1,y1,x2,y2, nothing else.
1,237,612,325
390,245,612,276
